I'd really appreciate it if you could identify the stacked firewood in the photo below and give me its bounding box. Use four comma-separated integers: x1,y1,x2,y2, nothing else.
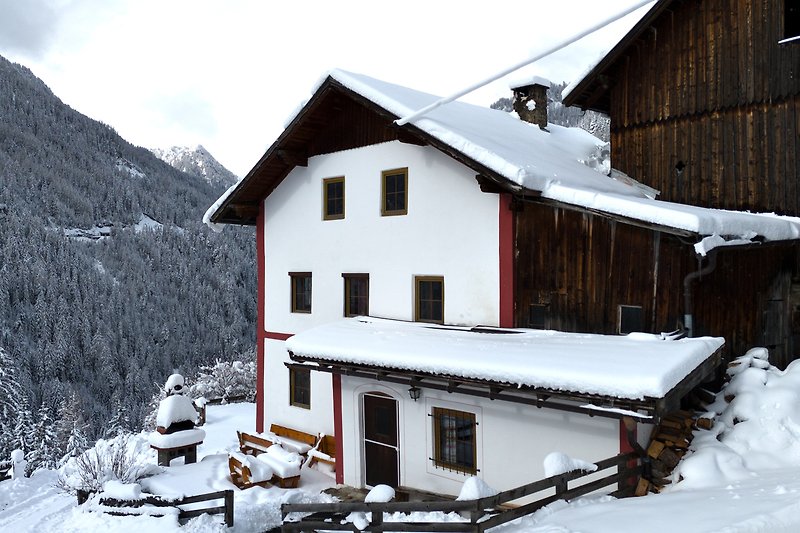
635,409,713,496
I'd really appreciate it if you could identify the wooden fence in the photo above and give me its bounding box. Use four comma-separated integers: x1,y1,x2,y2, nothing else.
0,460,11,482
78,488,234,527
282,453,639,533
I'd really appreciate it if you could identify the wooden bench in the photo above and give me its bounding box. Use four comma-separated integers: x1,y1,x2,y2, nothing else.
228,448,302,489
238,424,317,459
307,435,336,473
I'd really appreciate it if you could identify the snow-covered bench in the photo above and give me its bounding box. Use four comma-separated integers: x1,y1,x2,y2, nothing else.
237,425,316,458
307,434,336,473
228,444,303,489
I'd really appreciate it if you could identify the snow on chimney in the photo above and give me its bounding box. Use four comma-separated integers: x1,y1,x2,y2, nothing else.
510,75,550,130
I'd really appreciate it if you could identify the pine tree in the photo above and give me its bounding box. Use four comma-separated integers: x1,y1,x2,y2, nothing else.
27,404,58,473
104,401,130,438
56,391,89,465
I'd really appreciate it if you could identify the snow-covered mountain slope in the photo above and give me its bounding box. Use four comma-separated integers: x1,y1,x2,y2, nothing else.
150,145,238,188
0,52,255,449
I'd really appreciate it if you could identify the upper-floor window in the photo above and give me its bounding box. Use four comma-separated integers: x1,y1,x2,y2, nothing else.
343,273,369,317
290,272,312,313
432,407,477,475
783,1,800,42
323,177,345,220
381,168,408,216
415,275,444,324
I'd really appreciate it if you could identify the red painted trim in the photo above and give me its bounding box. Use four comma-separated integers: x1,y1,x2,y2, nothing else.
619,419,637,454
255,207,266,433
332,374,344,484
265,331,294,341
499,193,515,328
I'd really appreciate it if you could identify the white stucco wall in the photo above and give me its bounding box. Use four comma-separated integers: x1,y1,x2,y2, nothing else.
261,140,500,433
339,377,621,495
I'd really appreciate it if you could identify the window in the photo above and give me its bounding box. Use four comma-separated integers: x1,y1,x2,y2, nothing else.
618,305,643,334
528,304,548,329
381,168,408,216
323,177,345,220
289,367,310,409
415,276,444,324
343,273,369,317
432,407,477,474
290,272,312,313
784,1,800,42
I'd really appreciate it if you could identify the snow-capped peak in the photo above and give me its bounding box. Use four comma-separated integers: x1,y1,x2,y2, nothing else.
150,145,238,188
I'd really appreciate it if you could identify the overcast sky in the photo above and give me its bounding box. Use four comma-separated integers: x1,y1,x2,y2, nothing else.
0,0,654,177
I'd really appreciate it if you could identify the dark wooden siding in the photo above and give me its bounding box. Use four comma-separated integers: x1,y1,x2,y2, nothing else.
514,201,797,366
606,0,800,213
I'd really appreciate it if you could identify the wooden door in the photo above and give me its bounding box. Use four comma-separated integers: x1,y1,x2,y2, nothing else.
363,393,399,487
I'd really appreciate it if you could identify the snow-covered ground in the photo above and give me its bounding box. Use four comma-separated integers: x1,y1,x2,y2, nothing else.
0,403,335,532
3,349,800,533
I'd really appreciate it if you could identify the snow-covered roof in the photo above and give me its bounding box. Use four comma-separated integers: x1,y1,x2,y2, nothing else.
205,69,800,252
285,317,724,401
319,69,637,197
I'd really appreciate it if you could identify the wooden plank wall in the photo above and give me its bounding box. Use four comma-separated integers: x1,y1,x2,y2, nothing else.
608,0,800,213
514,202,797,365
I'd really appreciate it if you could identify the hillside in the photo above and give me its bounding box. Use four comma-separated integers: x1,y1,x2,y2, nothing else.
0,54,256,468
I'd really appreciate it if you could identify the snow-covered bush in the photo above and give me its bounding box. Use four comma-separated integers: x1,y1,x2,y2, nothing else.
189,357,256,402
57,433,159,494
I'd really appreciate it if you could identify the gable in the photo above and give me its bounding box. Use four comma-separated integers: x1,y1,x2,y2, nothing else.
565,0,800,117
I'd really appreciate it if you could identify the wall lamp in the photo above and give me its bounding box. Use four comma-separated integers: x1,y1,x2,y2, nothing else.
408,386,422,402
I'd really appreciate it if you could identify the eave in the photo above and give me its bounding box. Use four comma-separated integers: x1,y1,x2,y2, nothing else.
286,344,722,422
563,0,674,113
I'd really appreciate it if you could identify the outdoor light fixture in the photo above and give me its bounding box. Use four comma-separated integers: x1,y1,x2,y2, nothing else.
408,386,422,401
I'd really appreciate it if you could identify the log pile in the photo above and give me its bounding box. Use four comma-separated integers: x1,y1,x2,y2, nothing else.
635,409,714,496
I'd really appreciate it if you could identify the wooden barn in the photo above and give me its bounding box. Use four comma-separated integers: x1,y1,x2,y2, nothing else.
565,0,800,367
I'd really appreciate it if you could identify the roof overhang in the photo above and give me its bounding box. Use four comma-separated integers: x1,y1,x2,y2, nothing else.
283,317,724,422
286,346,721,422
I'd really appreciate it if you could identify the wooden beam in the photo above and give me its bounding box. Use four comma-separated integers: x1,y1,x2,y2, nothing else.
276,149,308,167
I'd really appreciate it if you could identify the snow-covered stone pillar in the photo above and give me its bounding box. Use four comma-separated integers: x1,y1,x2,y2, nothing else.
10,449,26,479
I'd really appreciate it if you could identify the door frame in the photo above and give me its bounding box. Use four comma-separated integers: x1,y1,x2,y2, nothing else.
361,390,400,488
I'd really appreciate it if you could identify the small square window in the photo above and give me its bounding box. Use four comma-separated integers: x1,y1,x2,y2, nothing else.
343,273,369,317
528,304,548,329
618,305,643,334
415,276,444,324
289,367,310,409
381,168,408,216
323,177,345,220
785,1,800,41
290,272,312,313
432,407,477,475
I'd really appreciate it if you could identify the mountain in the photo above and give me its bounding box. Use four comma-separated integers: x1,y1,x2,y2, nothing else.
150,145,238,188
0,54,255,467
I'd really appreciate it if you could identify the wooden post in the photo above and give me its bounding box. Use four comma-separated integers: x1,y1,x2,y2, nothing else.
224,490,234,527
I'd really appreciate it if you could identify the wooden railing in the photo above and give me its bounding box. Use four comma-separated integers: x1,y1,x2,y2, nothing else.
0,460,11,482
78,489,234,527
282,452,639,533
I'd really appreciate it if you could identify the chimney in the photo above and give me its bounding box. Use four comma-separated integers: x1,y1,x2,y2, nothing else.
510,76,550,130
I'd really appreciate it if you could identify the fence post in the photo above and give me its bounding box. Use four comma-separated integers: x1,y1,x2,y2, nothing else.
224,489,234,527
554,475,568,498
371,506,383,532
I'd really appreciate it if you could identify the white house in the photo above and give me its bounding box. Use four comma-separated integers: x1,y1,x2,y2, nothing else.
205,69,800,495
